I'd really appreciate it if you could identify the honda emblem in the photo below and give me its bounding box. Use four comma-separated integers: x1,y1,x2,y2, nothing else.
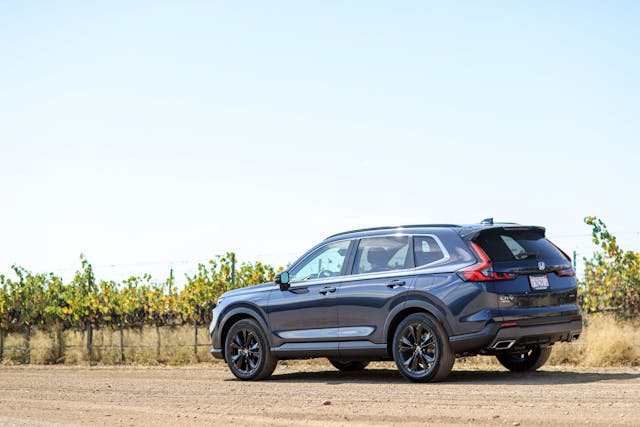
538,261,546,271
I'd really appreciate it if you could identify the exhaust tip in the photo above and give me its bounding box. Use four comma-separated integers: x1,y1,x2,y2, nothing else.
491,340,516,350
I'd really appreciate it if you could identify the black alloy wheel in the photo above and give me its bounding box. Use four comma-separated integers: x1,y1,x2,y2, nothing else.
225,319,277,380
392,313,454,382
496,345,552,372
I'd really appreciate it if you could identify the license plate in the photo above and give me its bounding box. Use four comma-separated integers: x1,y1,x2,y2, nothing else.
530,275,549,290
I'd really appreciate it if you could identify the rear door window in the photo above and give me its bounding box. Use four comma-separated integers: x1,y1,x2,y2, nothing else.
352,236,412,274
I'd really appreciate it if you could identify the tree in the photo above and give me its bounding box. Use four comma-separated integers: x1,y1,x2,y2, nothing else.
581,216,640,318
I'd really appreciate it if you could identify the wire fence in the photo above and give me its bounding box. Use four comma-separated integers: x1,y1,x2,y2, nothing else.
0,324,214,365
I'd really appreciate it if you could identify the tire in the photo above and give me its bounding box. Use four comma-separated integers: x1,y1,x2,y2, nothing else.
224,318,277,380
496,345,552,372
328,359,370,371
391,313,455,382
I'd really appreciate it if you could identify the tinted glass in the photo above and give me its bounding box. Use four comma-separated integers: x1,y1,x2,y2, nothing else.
289,240,351,282
475,229,567,264
413,236,446,267
353,236,411,274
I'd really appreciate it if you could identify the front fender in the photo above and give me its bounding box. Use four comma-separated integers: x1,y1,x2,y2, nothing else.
214,303,272,351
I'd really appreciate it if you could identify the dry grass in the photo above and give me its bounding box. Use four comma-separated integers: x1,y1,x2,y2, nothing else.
458,316,640,368
1,325,212,365
1,316,638,367
550,316,640,367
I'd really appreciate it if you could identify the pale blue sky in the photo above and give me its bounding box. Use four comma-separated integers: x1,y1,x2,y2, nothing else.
1,1,638,282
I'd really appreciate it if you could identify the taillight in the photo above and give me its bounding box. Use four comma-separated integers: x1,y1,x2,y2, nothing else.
458,242,517,282
556,267,575,277
549,239,572,263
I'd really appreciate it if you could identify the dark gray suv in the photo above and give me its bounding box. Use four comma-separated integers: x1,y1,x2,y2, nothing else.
209,220,582,382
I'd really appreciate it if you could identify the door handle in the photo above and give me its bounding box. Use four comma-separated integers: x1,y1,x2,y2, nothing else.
319,286,337,295
386,280,406,288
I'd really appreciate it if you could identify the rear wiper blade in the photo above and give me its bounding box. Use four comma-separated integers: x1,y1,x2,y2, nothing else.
514,252,538,260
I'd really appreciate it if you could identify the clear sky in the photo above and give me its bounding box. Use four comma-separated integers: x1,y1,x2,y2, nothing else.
1,1,638,283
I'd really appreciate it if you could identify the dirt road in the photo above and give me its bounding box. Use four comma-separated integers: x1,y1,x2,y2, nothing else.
1,361,638,426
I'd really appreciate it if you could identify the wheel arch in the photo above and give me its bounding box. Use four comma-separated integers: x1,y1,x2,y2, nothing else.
219,304,271,359
384,301,451,355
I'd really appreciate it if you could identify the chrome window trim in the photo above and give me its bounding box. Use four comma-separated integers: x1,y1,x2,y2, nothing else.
287,233,450,289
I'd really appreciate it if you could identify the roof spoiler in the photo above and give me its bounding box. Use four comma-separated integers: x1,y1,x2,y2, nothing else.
459,225,546,240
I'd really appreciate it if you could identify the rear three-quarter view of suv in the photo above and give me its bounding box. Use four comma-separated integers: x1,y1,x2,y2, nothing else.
209,219,582,382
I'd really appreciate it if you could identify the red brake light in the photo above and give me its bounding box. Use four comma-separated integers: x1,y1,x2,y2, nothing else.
500,322,518,327
556,267,575,277
458,242,517,282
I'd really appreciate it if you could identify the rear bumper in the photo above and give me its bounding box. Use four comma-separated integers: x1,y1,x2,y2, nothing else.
450,317,582,354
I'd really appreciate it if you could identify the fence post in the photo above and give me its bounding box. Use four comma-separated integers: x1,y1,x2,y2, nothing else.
193,320,198,361
24,324,31,364
86,323,93,363
155,324,161,359
119,324,125,363
54,321,64,363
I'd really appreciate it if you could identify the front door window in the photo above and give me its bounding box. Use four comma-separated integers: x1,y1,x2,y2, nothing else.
289,240,351,283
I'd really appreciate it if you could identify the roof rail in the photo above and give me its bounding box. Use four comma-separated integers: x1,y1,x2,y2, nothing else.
326,224,461,239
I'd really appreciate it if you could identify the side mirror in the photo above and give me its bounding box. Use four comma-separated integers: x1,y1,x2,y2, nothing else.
275,271,290,291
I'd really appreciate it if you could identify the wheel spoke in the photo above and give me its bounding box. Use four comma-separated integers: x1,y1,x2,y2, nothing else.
233,333,243,347
248,335,259,350
421,351,435,364
233,354,244,369
410,353,419,371
415,324,424,343
399,340,413,352
407,325,417,343
247,355,257,370
403,353,415,369
422,341,436,352
420,353,433,370
420,331,432,346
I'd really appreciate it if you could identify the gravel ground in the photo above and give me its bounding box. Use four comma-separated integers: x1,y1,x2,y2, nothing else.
0,361,639,426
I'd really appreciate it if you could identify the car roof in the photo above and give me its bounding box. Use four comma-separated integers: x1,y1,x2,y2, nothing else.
323,221,543,242
325,224,461,240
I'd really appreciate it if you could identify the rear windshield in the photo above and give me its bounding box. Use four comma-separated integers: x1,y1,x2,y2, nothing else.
474,229,567,264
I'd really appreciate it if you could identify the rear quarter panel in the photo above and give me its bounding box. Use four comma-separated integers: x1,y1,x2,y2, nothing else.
412,274,501,336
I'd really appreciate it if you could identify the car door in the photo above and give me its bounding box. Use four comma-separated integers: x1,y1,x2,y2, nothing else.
335,235,415,352
268,239,353,345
